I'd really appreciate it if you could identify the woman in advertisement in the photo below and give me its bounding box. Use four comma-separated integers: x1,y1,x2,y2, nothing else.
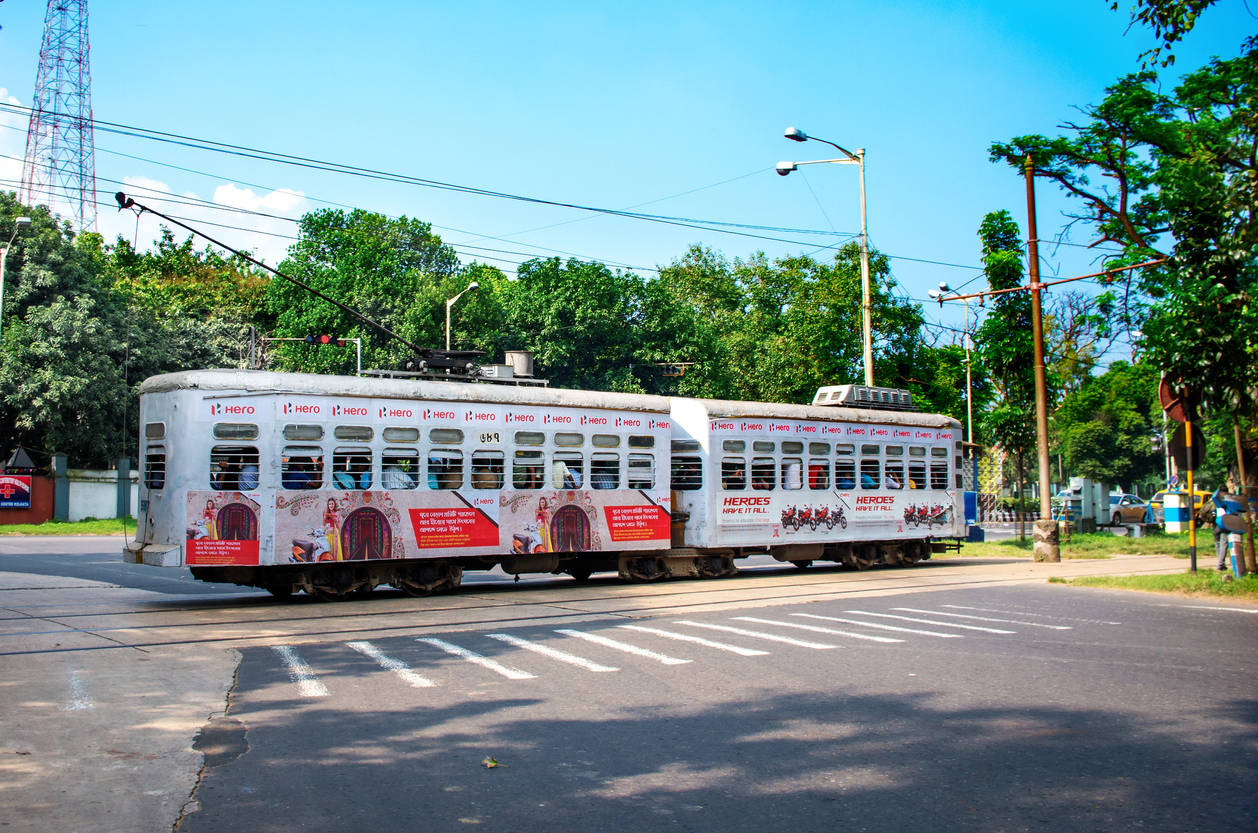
202,499,218,540
536,497,553,552
322,498,344,561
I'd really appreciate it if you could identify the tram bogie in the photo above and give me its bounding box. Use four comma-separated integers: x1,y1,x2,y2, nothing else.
124,370,964,598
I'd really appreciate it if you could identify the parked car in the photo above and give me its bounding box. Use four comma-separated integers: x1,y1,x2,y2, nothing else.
1148,489,1214,526
1108,493,1148,525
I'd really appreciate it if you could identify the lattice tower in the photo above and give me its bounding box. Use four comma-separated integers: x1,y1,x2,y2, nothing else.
20,0,97,231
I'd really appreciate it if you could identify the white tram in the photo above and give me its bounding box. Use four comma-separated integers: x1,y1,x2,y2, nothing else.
124,370,964,598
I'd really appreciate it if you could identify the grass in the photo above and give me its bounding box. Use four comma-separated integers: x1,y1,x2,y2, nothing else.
0,517,137,536
947,529,1203,560
1050,570,1258,602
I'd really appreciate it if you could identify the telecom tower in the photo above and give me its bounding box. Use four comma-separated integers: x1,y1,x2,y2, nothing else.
20,0,97,231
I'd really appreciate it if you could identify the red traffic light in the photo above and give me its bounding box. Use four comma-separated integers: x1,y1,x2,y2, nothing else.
306,334,346,347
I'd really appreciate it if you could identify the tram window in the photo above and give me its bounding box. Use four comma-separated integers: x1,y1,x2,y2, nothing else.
722,440,745,453
721,457,746,491
861,444,879,456
835,457,856,490
627,454,654,489
753,441,775,453
213,423,258,440
782,441,803,455
334,425,373,442
555,432,584,448
671,439,700,452
382,448,419,490
144,446,166,490
809,442,830,455
751,457,775,491
629,435,655,449
552,452,584,488
283,424,323,441
808,458,830,490
592,454,621,489
515,431,544,446
592,434,620,448
210,445,259,491
670,456,702,490
908,460,926,490
430,429,464,445
144,422,165,440
860,458,881,489
835,443,855,455
956,473,964,488
885,459,905,490
332,448,372,490
909,446,926,458
427,450,463,489
931,446,949,457
513,450,544,489
281,447,323,490
383,427,420,443
930,462,949,490
886,445,904,457
781,458,803,490
471,451,505,490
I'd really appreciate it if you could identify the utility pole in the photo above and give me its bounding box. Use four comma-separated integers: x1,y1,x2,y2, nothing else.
1024,156,1059,562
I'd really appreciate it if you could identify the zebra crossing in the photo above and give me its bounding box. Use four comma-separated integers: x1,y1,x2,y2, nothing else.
264,602,1083,699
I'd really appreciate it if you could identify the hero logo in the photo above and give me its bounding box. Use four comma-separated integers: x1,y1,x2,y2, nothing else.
872,428,889,437
423,409,455,420
281,402,319,415
544,415,572,425
580,416,608,426
465,411,496,422
615,418,642,428
724,496,770,507
650,420,669,429
332,405,368,417
211,403,256,416
379,407,414,418
796,425,817,434
741,422,763,432
712,421,736,431
506,413,535,423
847,427,867,436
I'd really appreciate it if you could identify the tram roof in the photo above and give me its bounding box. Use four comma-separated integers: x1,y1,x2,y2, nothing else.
140,369,671,413
684,397,960,428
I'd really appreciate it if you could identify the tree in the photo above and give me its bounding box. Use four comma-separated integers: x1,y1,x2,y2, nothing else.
1111,0,1222,66
268,209,463,374
974,210,1039,524
1054,360,1163,490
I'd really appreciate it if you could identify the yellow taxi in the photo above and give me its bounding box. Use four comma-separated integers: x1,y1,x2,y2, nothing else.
1148,489,1214,526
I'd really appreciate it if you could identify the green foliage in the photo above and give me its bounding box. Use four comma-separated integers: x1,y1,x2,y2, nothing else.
1054,360,1162,489
1062,570,1258,599
1110,0,1221,67
268,209,462,373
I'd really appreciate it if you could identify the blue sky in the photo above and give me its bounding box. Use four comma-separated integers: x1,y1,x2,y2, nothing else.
0,1,1250,350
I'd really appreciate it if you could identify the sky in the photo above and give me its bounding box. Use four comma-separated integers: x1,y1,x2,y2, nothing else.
0,0,1252,354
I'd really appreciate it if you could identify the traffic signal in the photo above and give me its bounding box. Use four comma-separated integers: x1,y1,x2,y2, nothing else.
305,334,346,347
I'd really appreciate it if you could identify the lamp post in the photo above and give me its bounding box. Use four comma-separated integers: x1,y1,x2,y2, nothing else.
445,281,479,351
777,127,873,386
0,217,32,344
929,282,975,487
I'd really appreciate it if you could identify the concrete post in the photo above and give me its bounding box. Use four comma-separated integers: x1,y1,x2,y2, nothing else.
116,457,131,519
52,454,68,522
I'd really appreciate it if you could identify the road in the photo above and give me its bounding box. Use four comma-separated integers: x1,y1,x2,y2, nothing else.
2,537,1256,832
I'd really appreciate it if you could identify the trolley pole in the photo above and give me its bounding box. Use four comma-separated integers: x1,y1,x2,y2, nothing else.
1024,156,1059,562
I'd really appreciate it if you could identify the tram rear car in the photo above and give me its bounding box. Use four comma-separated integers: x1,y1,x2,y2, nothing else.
124,370,963,597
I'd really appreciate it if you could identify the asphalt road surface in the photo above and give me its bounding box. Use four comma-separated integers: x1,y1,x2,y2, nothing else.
3,537,1256,833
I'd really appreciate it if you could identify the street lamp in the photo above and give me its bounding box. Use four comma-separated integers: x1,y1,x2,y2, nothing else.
444,281,479,351
929,281,975,479
777,126,874,386
0,217,32,344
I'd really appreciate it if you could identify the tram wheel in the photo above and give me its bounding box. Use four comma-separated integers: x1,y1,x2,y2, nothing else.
264,583,295,600
790,560,813,569
567,567,593,582
397,580,433,597
311,584,356,602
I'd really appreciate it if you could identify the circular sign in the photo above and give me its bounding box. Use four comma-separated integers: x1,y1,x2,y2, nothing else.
1159,377,1191,423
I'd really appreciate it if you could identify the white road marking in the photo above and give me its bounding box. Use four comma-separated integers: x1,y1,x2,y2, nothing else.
417,637,536,680
618,624,770,656
487,633,619,672
845,610,1015,634
676,620,837,649
555,629,691,665
943,604,1121,626
346,640,437,688
895,607,1071,629
792,612,962,638
734,616,903,643
272,645,329,697
64,670,92,711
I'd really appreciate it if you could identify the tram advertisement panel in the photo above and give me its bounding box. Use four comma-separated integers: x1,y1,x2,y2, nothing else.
274,489,670,563
185,492,262,565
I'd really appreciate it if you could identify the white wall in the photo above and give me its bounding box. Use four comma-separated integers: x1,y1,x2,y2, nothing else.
66,469,139,521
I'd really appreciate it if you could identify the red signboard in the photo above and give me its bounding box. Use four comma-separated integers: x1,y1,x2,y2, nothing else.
603,505,670,542
0,475,32,509
186,539,260,565
409,507,500,549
